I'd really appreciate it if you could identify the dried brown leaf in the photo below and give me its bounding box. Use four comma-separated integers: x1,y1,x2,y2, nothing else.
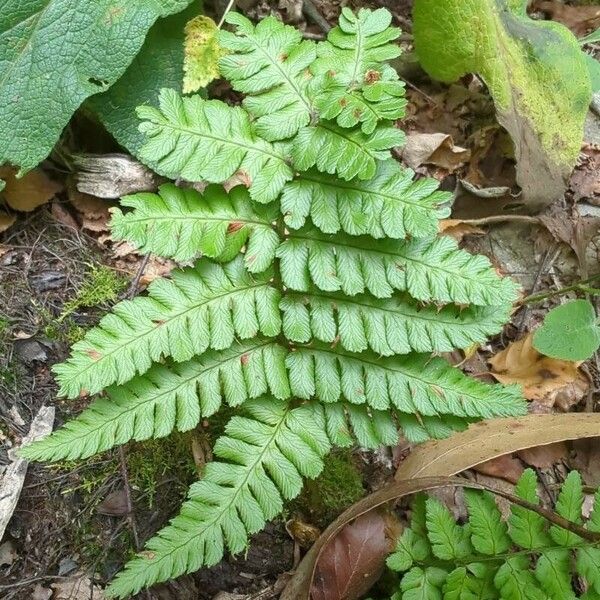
51,202,79,229
489,333,588,410
0,212,16,233
438,219,485,242
311,511,398,600
402,132,470,172
533,0,600,37
518,442,568,469
51,572,104,599
96,488,129,516
0,166,62,212
472,454,524,484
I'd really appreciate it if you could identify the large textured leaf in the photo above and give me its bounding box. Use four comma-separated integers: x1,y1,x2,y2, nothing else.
278,227,519,304
137,89,293,203
287,344,525,418
413,0,591,210
21,340,289,462
219,13,316,142
105,398,331,599
89,1,202,158
111,184,279,271
280,290,512,356
0,0,192,171
281,161,451,239
54,258,281,398
291,122,405,181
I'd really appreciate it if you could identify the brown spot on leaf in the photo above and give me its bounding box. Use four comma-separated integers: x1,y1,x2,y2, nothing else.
364,70,381,84
86,349,102,361
227,221,245,234
152,319,166,327
241,353,250,365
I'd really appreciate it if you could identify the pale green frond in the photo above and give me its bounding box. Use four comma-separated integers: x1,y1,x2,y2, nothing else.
464,490,511,556
577,546,600,596
21,341,289,463
105,398,331,599
291,122,405,181
286,344,525,418
509,469,550,549
426,497,473,561
278,226,520,304
535,549,576,600
137,89,293,203
495,556,546,600
53,258,281,398
399,566,447,600
219,13,316,141
551,471,584,547
280,290,512,356
396,413,469,443
281,160,451,239
111,184,279,270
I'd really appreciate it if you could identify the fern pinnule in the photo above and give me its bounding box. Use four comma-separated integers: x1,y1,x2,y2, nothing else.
105,398,330,599
53,258,281,398
111,184,279,270
281,161,451,239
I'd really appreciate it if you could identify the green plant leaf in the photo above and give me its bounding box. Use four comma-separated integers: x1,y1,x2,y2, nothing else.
426,497,472,561
509,469,550,549
533,300,600,361
89,1,202,158
111,183,279,270
413,0,591,210
0,0,193,172
137,89,294,203
464,489,511,556
551,470,584,547
183,15,224,93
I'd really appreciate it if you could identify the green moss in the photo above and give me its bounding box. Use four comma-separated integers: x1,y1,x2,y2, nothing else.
296,450,365,526
60,264,127,321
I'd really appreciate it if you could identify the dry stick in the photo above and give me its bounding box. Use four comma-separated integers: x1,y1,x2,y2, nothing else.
217,0,237,29
303,0,331,33
520,273,600,304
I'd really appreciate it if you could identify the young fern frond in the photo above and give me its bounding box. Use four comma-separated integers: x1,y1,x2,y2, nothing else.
387,470,600,600
21,8,526,597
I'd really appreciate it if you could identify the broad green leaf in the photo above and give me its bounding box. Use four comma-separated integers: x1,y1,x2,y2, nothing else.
413,0,591,210
90,1,203,158
535,549,575,600
183,15,224,93
0,0,193,172
533,300,600,361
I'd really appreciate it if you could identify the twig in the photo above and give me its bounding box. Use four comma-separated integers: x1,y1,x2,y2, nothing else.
520,273,600,305
399,75,439,106
302,0,331,33
125,253,150,298
217,0,237,28
459,215,541,227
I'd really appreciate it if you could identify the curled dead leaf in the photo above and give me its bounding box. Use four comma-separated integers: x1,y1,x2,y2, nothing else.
0,166,63,212
401,132,470,172
438,219,485,242
0,211,16,233
489,333,588,410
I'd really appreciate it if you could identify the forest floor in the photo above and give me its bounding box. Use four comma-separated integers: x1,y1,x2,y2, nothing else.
1,0,600,599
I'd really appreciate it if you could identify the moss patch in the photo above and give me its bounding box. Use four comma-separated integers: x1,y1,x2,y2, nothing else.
295,450,365,526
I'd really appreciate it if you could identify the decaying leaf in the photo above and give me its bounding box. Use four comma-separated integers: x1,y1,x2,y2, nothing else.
311,511,399,600
438,219,485,242
401,132,470,172
518,442,568,469
0,212,16,233
183,15,225,93
96,488,129,516
570,144,600,203
472,454,524,484
413,0,592,210
68,182,111,233
0,166,63,212
489,333,588,410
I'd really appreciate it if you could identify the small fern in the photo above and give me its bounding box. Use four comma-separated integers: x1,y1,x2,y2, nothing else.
387,470,600,599
21,7,525,598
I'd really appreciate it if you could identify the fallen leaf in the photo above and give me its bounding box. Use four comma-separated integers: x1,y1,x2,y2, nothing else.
0,212,16,233
533,1,600,37
51,572,104,600
96,488,129,516
311,511,398,600
572,438,600,487
32,584,52,600
0,540,18,567
472,454,524,484
68,182,111,233
438,219,485,242
518,442,568,469
0,166,62,212
286,519,321,548
401,132,470,172
395,413,600,480
489,333,588,410
570,144,600,203
51,202,79,229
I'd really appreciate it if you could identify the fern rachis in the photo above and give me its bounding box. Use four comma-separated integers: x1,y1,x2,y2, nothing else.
21,7,525,598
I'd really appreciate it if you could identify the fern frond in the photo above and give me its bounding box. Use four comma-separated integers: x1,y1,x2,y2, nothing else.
281,160,451,239
137,89,293,203
219,13,316,141
105,398,330,599
280,290,511,355
54,258,280,398
279,227,520,304
291,122,405,181
21,341,289,462
311,7,405,134
111,184,279,270
286,344,525,418
388,468,600,600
